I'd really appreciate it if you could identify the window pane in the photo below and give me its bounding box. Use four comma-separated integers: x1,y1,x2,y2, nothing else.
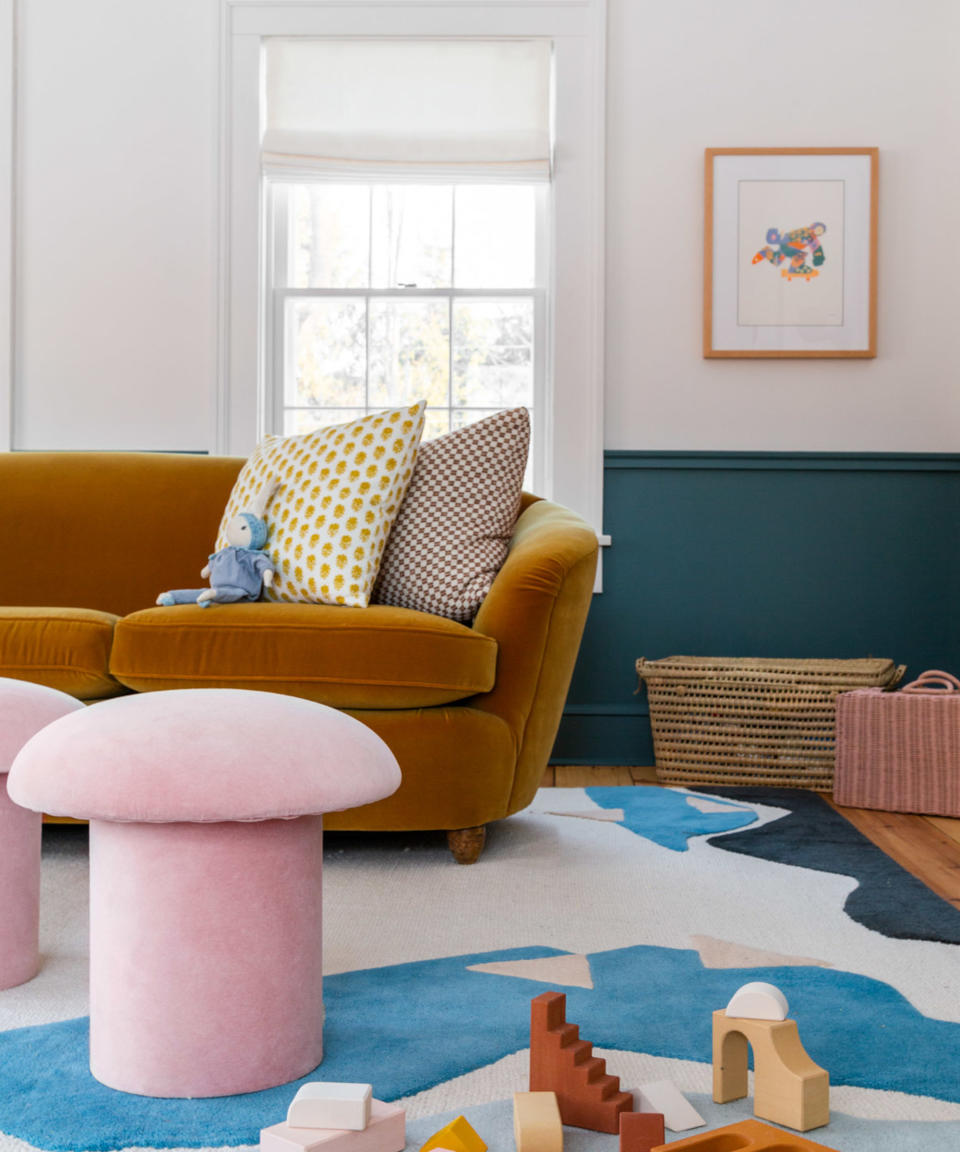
290,186,370,288
453,299,533,407
276,181,541,481
368,299,449,407
450,407,517,430
371,187,453,288
284,408,367,436
454,186,535,288
286,298,367,409
422,409,452,441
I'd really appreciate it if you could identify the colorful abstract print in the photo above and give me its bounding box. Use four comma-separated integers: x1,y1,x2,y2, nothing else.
752,222,826,280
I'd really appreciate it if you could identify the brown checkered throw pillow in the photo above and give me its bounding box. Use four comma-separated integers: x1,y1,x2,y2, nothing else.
372,408,531,622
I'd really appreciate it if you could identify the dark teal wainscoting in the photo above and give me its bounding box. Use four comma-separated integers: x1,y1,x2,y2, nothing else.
552,451,960,765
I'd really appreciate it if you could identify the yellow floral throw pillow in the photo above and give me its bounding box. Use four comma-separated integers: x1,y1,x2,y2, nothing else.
217,401,426,607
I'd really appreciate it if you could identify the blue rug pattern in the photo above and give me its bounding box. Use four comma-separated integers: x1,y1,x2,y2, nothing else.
583,786,757,850
3,941,960,1149
586,784,960,945
2,788,959,1151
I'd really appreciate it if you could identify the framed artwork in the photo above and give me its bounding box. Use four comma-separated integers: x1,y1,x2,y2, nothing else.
704,147,878,358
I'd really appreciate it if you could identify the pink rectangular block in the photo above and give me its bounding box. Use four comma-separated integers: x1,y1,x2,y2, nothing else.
261,1099,405,1152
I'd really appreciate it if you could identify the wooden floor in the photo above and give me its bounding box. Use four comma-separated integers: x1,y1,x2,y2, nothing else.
541,765,960,910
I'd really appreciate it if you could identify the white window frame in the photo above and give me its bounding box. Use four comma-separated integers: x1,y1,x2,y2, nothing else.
265,178,550,496
220,0,606,557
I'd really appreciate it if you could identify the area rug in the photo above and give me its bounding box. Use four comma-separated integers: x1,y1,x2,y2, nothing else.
1,785,959,1152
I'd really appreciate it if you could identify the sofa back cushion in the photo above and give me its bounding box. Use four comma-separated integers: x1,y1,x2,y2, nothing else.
0,453,244,617
372,407,530,622
215,403,426,608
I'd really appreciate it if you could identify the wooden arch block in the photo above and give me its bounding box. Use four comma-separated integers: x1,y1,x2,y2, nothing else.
712,1010,829,1132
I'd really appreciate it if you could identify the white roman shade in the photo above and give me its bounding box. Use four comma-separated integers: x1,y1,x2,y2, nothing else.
262,38,552,179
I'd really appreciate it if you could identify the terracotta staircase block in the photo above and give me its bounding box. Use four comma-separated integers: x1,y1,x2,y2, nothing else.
529,991,632,1134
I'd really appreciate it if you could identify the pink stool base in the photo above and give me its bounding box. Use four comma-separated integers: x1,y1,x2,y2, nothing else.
89,815,324,1097
0,782,41,990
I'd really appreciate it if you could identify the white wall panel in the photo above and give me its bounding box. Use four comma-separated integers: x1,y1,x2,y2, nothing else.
14,0,218,450
0,0,13,450
605,0,960,451
9,0,959,453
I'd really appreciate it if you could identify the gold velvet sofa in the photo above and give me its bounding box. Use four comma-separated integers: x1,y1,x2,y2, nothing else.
0,452,598,862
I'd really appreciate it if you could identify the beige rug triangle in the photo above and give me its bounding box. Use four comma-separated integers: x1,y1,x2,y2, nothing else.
690,935,833,970
467,952,594,989
685,795,747,814
548,809,625,823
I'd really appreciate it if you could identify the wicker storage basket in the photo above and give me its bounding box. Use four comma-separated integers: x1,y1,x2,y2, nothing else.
834,670,960,815
635,655,904,789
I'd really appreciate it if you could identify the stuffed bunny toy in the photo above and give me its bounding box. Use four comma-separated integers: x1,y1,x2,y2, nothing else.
156,478,279,608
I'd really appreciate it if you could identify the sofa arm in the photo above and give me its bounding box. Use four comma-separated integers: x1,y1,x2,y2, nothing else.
470,498,598,815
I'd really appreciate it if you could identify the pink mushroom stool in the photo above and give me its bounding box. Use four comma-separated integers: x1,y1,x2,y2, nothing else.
0,678,83,991
7,688,400,1098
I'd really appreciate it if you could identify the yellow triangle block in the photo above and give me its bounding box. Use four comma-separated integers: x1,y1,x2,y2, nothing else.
419,1117,487,1152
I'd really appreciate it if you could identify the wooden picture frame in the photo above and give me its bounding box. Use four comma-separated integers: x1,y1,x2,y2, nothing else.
704,147,878,358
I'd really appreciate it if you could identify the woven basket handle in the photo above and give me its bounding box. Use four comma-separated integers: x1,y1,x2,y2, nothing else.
901,670,960,694
634,657,647,695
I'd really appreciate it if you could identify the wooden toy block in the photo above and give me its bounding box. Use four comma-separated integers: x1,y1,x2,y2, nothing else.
514,1092,563,1152
419,1115,487,1152
288,1083,373,1131
529,991,632,1133
725,982,789,1021
650,1117,839,1150
261,1099,404,1152
634,1081,704,1132
713,1010,829,1132
618,1111,664,1152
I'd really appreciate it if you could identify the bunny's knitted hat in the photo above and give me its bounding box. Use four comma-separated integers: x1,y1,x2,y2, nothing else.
238,512,268,551
239,477,280,549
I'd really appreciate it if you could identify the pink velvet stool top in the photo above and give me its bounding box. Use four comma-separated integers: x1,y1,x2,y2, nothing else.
7,688,402,822
0,679,84,777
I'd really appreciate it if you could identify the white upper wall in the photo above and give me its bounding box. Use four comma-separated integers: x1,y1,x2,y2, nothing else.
14,0,218,451
10,0,960,452
605,0,960,450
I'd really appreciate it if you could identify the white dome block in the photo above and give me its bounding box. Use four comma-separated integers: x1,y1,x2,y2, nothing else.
725,981,789,1020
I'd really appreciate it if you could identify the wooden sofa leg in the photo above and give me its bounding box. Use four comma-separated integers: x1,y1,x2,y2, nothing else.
447,825,486,865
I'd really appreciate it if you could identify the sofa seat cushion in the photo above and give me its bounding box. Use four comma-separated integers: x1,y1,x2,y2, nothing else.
111,603,497,709
0,607,123,700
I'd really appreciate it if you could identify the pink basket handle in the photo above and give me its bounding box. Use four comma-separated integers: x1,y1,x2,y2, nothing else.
900,670,960,694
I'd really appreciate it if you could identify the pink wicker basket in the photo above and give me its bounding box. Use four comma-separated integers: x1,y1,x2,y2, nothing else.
834,670,960,815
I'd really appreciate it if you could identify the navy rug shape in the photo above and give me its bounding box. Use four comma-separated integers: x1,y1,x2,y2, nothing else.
699,786,960,944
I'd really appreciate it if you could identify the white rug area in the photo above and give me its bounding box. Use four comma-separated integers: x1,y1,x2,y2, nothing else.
321,789,960,1022
2,788,960,1152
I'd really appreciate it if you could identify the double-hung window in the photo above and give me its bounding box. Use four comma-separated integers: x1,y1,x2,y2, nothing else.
223,3,605,559
266,180,547,491
260,38,552,490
